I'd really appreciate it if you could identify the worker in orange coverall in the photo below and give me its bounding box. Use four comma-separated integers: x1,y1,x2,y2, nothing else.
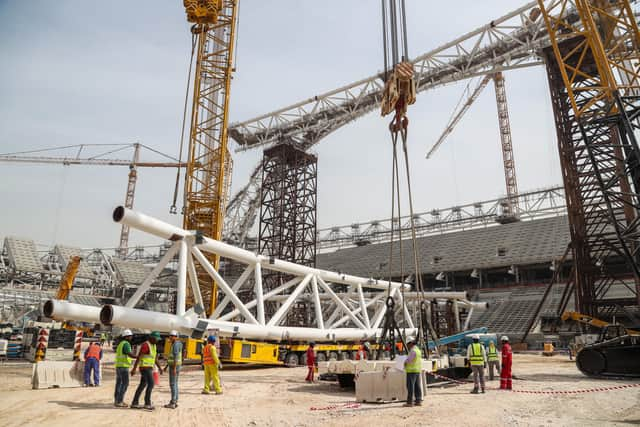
500,335,513,390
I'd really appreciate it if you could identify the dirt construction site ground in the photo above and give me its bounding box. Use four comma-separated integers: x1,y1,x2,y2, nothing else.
1,353,640,426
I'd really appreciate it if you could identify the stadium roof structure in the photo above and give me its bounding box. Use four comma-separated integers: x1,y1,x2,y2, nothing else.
317,216,571,278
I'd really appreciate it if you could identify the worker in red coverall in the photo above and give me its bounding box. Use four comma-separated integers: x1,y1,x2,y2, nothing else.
305,342,317,383
500,335,513,390
355,341,370,360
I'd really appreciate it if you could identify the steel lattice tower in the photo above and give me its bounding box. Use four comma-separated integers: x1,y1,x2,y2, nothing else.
258,143,317,325
544,40,640,319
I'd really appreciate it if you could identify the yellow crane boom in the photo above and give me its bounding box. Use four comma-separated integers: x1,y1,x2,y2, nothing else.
561,311,640,335
182,0,238,315
55,256,81,301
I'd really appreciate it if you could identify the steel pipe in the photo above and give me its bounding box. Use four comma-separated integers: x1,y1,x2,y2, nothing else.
100,303,419,342
43,300,102,324
113,206,409,292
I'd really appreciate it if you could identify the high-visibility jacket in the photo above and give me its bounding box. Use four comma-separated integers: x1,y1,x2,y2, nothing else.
405,347,422,373
203,343,219,366
115,340,132,368
167,341,182,366
468,343,485,366
139,342,157,368
487,345,499,362
86,343,101,360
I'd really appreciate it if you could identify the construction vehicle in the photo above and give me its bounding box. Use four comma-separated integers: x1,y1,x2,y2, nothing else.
53,256,95,337
561,311,640,335
576,324,640,378
164,336,373,366
318,328,489,388
180,0,237,316
558,312,640,377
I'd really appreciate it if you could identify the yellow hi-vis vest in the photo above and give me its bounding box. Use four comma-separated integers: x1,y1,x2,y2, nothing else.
115,340,132,368
140,342,157,368
405,347,422,373
487,345,499,362
469,343,484,365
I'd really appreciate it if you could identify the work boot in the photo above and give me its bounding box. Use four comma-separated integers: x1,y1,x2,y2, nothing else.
481,388,485,394
415,401,423,406
130,403,142,409
403,402,414,407
470,388,479,394
143,405,155,411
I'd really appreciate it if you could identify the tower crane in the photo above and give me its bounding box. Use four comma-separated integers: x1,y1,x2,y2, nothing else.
0,143,187,257
425,72,520,219
180,0,238,316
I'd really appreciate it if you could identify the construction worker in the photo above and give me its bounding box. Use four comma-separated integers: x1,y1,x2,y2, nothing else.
202,335,222,394
403,339,423,407
130,331,163,410
100,332,107,347
305,341,317,382
83,341,102,387
466,334,487,394
486,340,501,381
114,329,136,407
500,335,513,390
355,341,369,360
163,330,183,408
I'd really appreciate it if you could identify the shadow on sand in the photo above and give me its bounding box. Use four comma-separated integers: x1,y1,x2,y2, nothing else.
49,400,120,410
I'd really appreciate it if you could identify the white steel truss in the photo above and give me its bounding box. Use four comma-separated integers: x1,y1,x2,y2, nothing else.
44,207,482,342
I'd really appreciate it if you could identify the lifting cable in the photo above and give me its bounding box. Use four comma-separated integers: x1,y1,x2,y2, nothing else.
170,30,198,215
379,0,438,359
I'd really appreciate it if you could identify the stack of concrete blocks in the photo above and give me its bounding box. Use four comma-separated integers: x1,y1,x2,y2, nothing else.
352,357,439,403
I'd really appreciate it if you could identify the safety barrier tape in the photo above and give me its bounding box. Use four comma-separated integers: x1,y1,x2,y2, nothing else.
425,371,640,394
310,402,362,411
508,383,640,395
427,371,472,384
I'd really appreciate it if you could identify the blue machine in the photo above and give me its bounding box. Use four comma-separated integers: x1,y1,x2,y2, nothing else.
426,327,493,352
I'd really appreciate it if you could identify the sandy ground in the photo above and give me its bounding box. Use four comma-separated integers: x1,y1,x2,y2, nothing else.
1,353,639,427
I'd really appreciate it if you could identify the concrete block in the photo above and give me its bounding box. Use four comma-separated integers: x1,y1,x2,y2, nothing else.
31,361,98,389
355,370,408,403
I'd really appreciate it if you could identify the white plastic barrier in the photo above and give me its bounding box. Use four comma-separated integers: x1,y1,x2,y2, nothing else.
355,370,427,403
0,339,7,361
31,361,99,389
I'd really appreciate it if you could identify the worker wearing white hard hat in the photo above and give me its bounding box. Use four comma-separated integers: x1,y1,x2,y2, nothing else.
114,329,136,407
501,336,509,342
403,338,423,407
467,334,487,394
164,330,183,409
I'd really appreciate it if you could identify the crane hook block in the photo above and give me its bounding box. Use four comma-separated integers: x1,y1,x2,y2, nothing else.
381,61,416,117
184,0,222,24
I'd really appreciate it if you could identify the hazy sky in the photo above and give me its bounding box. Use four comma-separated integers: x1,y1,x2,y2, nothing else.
0,1,562,250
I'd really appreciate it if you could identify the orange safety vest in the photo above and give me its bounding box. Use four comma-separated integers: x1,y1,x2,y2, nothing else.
203,344,217,366
86,344,101,360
